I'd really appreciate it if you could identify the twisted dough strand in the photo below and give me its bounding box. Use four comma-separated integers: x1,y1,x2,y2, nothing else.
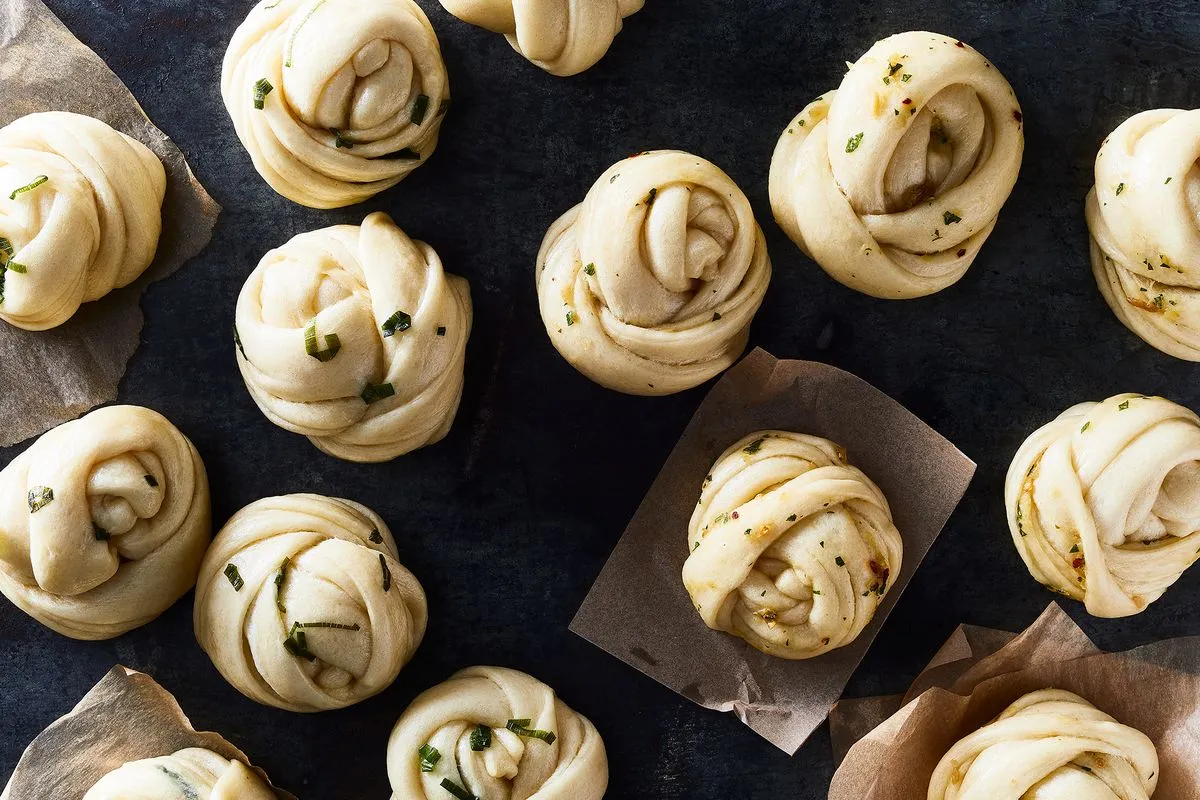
223,0,449,207
928,690,1159,800
0,406,210,639
236,211,472,462
438,0,643,76
387,666,607,800
1087,109,1200,360
770,31,1023,298
194,494,427,712
83,748,275,800
536,150,771,395
1006,393,1200,617
683,431,903,659
0,112,165,330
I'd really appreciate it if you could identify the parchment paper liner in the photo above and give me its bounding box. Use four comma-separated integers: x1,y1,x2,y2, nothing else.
1,665,294,799
570,348,976,753
828,603,1200,798
0,0,220,446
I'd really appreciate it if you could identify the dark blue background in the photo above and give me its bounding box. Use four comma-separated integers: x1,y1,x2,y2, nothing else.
2,1,1198,797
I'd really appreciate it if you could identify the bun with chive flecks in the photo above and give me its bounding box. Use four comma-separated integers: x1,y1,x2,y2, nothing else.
0,111,165,330
222,0,450,208
83,748,276,800
0,405,210,640
769,31,1024,299
234,211,472,463
437,0,644,77
1086,109,1200,361
684,431,903,659
536,150,771,396
388,666,608,800
1006,393,1200,617
194,493,427,713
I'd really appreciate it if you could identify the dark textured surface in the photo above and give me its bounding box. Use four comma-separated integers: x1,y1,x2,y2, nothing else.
2,1,1199,798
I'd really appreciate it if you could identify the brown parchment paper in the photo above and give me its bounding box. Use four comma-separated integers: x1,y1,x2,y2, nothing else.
829,603,1200,799
569,348,977,753
0,0,220,446
1,666,294,800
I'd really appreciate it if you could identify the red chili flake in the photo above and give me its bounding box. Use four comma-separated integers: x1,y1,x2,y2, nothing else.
1072,557,1085,569
956,249,967,257
868,560,890,582
1013,110,1024,123
902,98,913,105
955,40,965,48
731,511,739,519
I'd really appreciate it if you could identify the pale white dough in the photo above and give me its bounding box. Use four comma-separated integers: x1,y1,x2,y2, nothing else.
683,431,903,659
769,31,1023,298
83,748,275,800
536,150,771,396
387,666,607,800
1006,393,1200,617
1086,109,1200,360
0,112,165,329
438,0,643,76
235,211,472,463
193,493,427,713
222,0,450,208
0,405,210,640
927,690,1159,800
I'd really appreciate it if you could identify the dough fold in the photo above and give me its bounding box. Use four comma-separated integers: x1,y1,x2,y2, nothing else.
194,493,427,712
222,0,449,207
387,666,607,800
1006,393,1200,617
0,405,210,640
927,689,1159,800
769,31,1023,298
235,211,472,462
438,0,643,76
536,150,771,395
83,748,275,800
1086,109,1200,360
683,431,903,659
0,111,165,329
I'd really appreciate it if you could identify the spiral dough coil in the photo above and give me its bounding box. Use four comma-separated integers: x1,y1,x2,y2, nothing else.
222,0,450,208
769,31,1023,299
437,0,644,76
387,666,607,800
0,112,165,330
194,493,427,713
0,405,210,640
536,150,771,396
927,689,1159,800
82,748,275,800
683,431,903,659
1086,109,1200,361
235,211,472,463
1006,393,1200,618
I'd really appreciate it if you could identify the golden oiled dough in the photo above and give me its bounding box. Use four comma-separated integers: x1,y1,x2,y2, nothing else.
0,405,209,640
1086,109,1200,360
769,31,1023,298
684,431,903,659
194,494,427,712
0,111,165,330
536,150,771,396
235,211,472,463
82,748,275,800
438,0,643,76
387,666,607,800
927,690,1159,799
1006,393,1200,617
222,0,449,207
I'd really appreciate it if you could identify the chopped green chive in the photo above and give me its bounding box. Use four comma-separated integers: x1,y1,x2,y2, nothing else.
27,487,53,513
331,129,354,149
645,187,658,207
379,148,422,161
439,779,477,800
382,310,412,337
1069,544,1080,554
411,94,430,125
369,528,383,544
93,523,110,541
224,563,244,591
786,514,798,522
304,317,341,362
291,621,361,631
1118,400,1130,410
380,553,392,591
274,556,290,612
1080,421,1091,433
9,176,48,201
1165,177,1173,184
943,211,962,225
283,625,316,661
712,312,722,321
284,0,327,67
233,324,247,359
566,310,577,326
901,73,912,82
436,326,446,336
418,743,441,772
583,263,596,276
470,724,492,751
1115,182,1125,196
144,474,159,487
743,436,767,455
361,382,396,404
835,556,846,567
846,132,864,153
253,78,273,109
506,719,557,744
